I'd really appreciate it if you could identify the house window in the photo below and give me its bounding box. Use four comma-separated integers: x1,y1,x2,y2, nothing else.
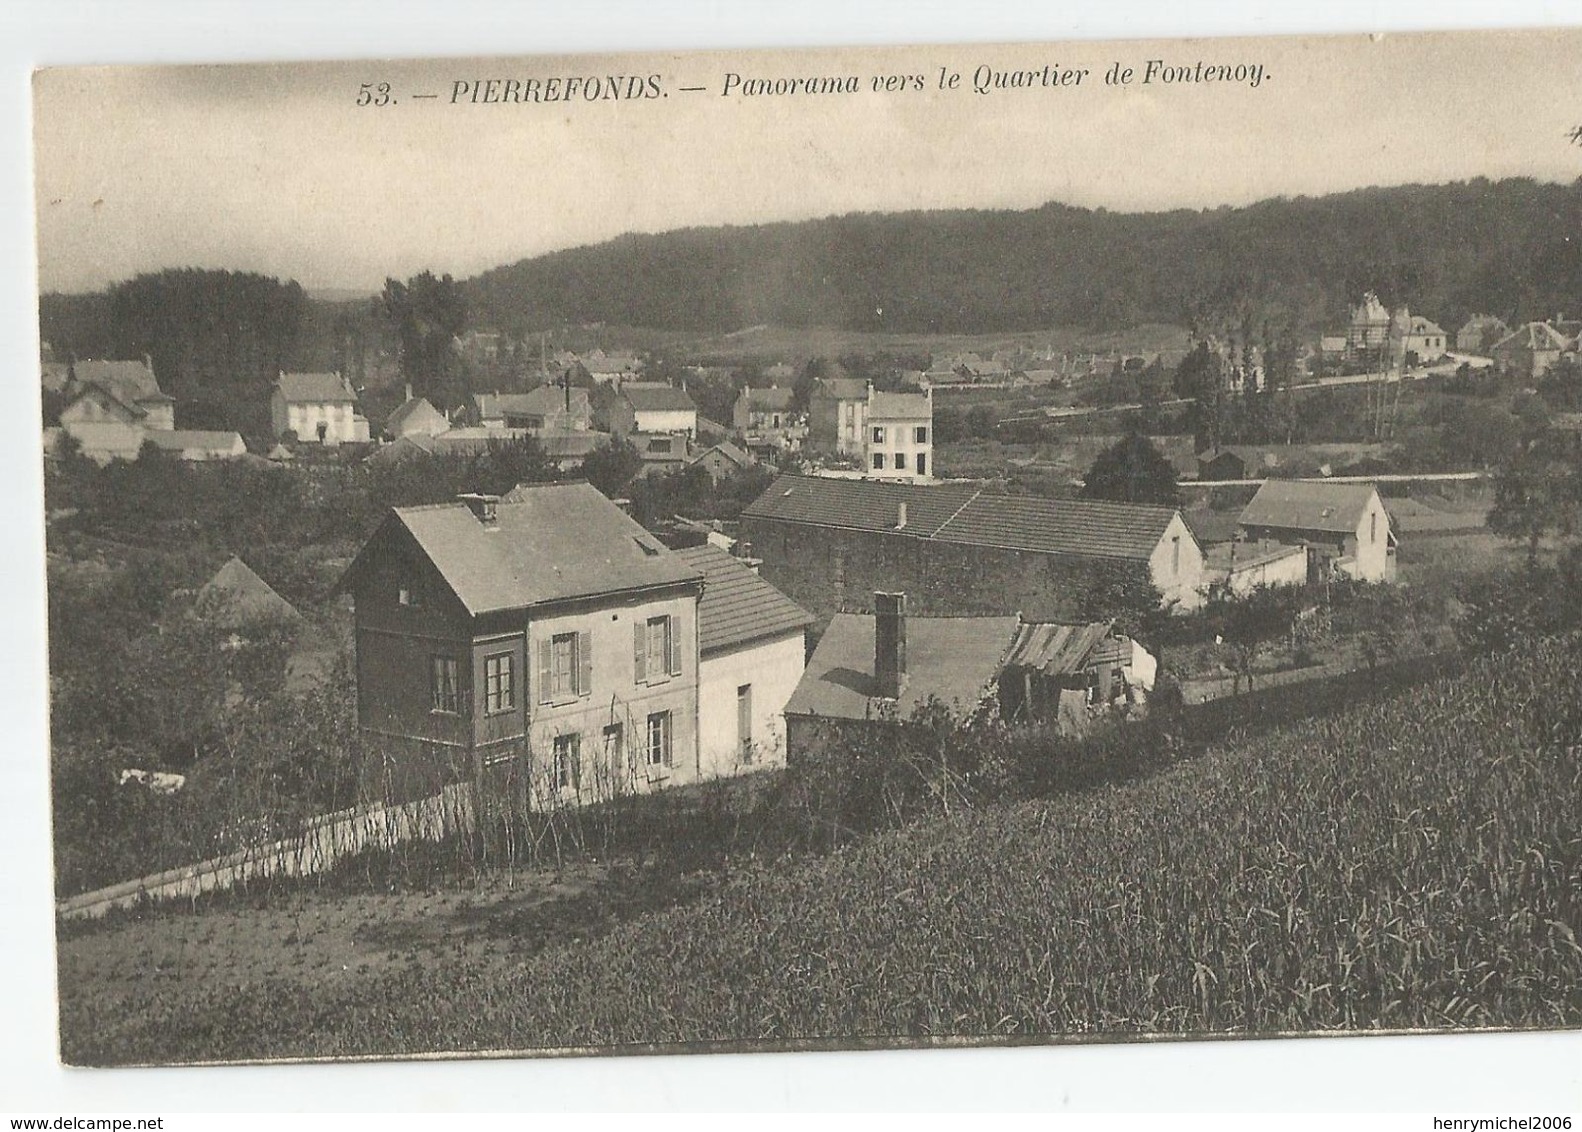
646,711,673,767
916,453,927,476
915,426,928,443
539,630,592,703
872,426,886,444
895,452,908,471
635,615,680,684
872,452,886,471
1370,512,1378,544
397,582,422,607
553,733,582,791
650,437,673,454
737,683,753,763
483,652,514,714
603,723,625,772
431,656,460,714
1171,535,1182,576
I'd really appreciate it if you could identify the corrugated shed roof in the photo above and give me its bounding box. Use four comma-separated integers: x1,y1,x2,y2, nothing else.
277,372,356,404
1001,621,1115,676
673,544,812,655
742,475,982,536
1239,480,1377,535
784,612,1017,721
623,384,697,413
373,483,701,616
868,391,931,421
933,494,1178,561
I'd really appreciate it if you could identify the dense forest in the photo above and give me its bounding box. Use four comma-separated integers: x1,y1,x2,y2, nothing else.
464,178,1582,335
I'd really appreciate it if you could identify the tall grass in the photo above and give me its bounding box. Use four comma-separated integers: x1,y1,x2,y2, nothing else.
63,634,1582,1063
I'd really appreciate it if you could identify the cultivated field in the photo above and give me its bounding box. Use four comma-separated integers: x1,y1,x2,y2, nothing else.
58,634,1582,1064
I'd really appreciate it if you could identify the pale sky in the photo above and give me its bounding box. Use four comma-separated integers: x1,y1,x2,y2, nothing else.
31,28,1582,294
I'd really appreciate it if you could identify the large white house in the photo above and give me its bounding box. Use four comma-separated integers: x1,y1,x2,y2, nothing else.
272,372,370,445
865,388,933,481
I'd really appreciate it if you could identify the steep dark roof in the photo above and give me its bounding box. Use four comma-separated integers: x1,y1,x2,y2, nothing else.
278,373,356,404
350,482,701,616
673,544,812,654
689,441,753,469
622,384,697,413
784,613,1017,721
1239,480,1379,535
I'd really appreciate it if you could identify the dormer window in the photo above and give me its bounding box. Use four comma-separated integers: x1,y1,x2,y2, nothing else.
398,582,422,608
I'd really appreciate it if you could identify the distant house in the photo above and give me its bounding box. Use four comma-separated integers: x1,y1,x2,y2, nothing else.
142,430,248,462
1237,480,1396,584
384,394,450,440
581,349,643,385
473,386,593,433
610,383,697,440
806,377,871,457
1490,321,1579,381
1400,316,1448,364
732,385,798,434
1195,443,1391,482
1345,291,1393,363
338,484,706,806
1456,314,1510,355
783,594,1152,759
63,359,175,431
51,360,246,464
537,430,607,472
271,372,370,445
865,388,933,480
741,474,1206,620
629,431,690,477
673,544,813,775
688,440,755,483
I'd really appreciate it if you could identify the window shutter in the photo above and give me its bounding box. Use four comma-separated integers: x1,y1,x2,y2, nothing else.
663,714,673,767
538,639,553,705
633,621,647,684
667,616,682,676
577,630,593,697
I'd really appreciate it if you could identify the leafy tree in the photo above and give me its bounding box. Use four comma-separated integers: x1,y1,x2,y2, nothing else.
1080,433,1181,507
381,270,467,407
580,437,644,496
1207,584,1303,695
1487,437,1581,565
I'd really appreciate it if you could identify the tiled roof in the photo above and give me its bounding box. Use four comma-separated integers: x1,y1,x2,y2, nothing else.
673,544,812,655
356,483,703,616
72,359,166,402
742,475,981,536
784,612,1017,721
933,494,1179,562
868,391,931,421
741,386,795,411
1239,480,1378,535
622,384,697,413
277,372,356,404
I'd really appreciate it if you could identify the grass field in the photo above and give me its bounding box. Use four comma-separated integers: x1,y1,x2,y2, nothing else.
58,633,1582,1065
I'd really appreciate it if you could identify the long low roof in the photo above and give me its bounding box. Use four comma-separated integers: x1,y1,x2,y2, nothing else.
743,474,1185,562
1239,480,1379,535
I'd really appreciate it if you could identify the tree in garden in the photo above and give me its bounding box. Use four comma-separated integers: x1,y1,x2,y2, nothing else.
1487,435,1581,566
381,270,468,407
1208,583,1302,695
580,437,644,497
1080,432,1181,507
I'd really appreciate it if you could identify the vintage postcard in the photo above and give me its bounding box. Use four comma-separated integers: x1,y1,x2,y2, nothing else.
32,27,1582,1074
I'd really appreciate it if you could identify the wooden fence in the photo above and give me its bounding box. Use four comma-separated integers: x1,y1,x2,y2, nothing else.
55,783,476,922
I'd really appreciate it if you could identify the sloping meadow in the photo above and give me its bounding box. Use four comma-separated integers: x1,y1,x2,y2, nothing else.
64,635,1582,1063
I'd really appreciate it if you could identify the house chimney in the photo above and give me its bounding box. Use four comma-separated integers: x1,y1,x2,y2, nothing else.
874,591,907,699
611,497,633,516
896,501,908,530
405,382,413,403
457,492,500,524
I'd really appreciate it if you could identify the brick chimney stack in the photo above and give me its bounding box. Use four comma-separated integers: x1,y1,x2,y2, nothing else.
874,591,907,699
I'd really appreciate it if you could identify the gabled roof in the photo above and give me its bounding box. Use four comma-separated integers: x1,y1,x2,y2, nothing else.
1407,317,1445,336
739,386,795,412
689,441,753,469
63,383,146,422
784,612,1018,721
385,397,447,434
622,384,696,413
72,359,167,403
672,544,812,655
1239,480,1379,535
346,482,702,617
742,475,981,536
277,372,356,404
195,557,300,628
868,391,931,421
1493,322,1575,353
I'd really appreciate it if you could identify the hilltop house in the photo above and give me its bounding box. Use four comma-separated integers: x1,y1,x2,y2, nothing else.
865,388,933,481
1237,480,1396,584
673,544,813,775
740,475,1205,621
271,372,370,445
339,483,705,806
610,383,697,440
783,593,1152,760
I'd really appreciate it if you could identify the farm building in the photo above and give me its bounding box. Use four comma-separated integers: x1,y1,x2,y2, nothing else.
783,592,1152,760
339,483,705,806
740,474,1206,622
673,544,813,776
1237,480,1396,584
